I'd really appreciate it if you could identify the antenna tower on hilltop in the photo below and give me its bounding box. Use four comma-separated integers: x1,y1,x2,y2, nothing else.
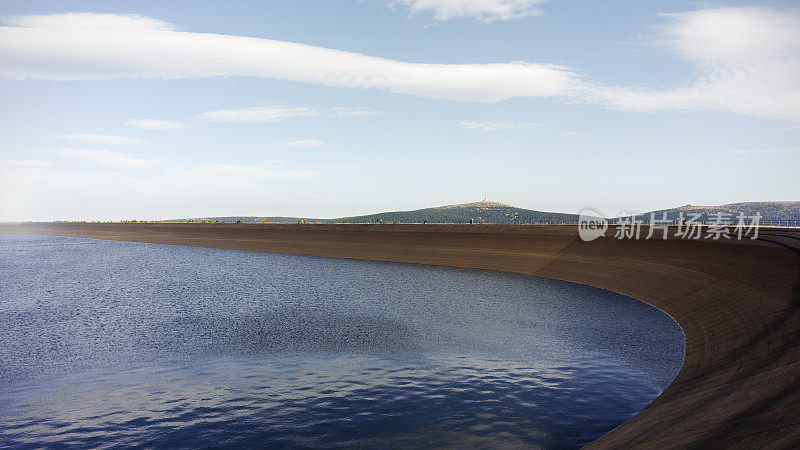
483,187,487,202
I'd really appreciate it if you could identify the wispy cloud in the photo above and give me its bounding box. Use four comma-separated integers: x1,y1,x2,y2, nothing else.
199,106,319,123
0,159,51,168
389,0,549,22
460,121,543,131
0,13,579,103
283,139,327,148
587,7,800,123
46,147,161,169
58,134,147,146
327,107,383,118
2,9,799,122
126,118,185,130
312,162,364,171
721,147,800,155
199,105,382,123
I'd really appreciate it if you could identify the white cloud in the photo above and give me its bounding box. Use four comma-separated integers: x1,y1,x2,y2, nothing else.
588,7,800,123
283,139,327,148
0,13,579,102
1,9,799,122
0,159,51,168
722,147,800,155
126,118,185,130
327,107,383,118
46,147,161,169
199,106,319,123
390,0,548,22
199,105,382,123
58,134,147,146
312,162,364,171
460,121,542,131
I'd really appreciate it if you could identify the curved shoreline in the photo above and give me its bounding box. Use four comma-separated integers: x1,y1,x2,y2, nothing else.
1,223,798,447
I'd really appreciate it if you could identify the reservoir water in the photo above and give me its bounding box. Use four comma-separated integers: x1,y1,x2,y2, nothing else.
0,234,685,448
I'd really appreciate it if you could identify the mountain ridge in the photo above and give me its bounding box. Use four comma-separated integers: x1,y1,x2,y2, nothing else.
167,200,800,225
623,201,800,225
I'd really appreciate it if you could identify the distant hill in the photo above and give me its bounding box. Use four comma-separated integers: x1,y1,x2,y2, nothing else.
333,200,580,224
171,200,581,224
168,200,800,226
620,202,800,226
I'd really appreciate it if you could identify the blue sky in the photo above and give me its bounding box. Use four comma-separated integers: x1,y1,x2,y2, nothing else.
1,0,798,221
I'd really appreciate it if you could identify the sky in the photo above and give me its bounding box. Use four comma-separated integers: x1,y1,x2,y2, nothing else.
1,0,799,221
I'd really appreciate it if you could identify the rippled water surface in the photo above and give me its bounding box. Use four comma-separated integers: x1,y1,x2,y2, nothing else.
0,234,685,448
